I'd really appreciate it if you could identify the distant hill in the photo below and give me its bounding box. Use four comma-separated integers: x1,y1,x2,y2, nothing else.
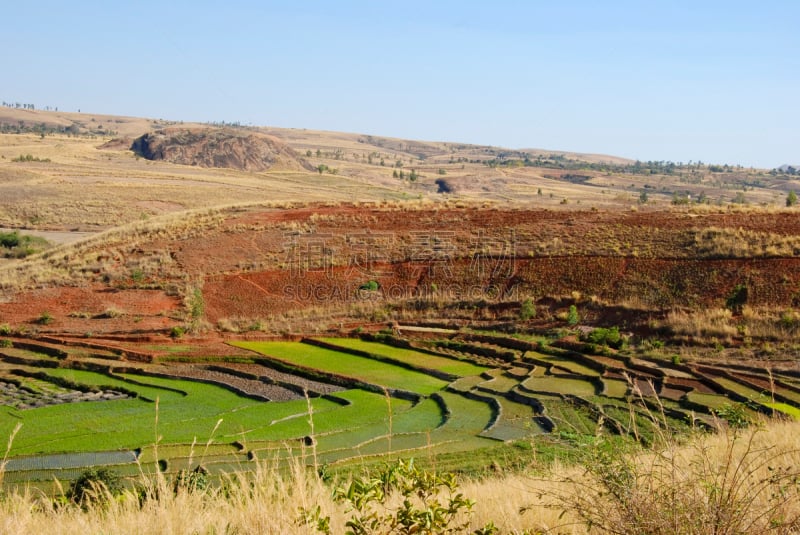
0,106,634,167
130,127,315,172
1,105,794,234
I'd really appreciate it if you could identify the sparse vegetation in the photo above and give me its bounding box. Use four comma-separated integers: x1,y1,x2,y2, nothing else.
11,154,50,163
583,326,624,349
689,227,800,258
519,298,536,321
549,424,800,534
567,304,579,326
0,231,50,259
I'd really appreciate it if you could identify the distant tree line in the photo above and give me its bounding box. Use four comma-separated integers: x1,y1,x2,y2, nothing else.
203,120,256,130
773,166,798,176
485,153,754,176
1,101,60,112
0,120,111,138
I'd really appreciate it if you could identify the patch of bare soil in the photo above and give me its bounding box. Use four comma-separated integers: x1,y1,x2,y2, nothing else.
0,285,181,335
217,362,346,395
157,364,303,401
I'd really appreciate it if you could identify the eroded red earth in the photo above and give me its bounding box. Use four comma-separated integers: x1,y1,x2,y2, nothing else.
2,205,800,342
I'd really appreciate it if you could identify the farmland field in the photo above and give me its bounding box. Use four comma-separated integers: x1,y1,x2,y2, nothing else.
232,341,450,395
0,329,798,490
316,337,488,376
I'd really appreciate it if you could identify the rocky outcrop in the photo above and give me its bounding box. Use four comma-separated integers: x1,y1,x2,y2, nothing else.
131,127,314,172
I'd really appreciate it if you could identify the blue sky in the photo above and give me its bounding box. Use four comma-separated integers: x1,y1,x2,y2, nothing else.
2,1,797,167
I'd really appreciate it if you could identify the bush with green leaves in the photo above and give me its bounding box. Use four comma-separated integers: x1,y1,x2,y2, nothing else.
584,326,624,349
170,326,185,339
302,459,496,534
67,468,122,507
0,231,20,248
714,402,754,429
359,280,380,292
189,286,205,320
726,284,748,314
567,304,579,326
173,465,209,493
0,231,49,258
519,298,536,321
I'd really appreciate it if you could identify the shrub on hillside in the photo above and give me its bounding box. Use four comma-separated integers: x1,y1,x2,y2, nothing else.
583,326,625,349
301,459,496,534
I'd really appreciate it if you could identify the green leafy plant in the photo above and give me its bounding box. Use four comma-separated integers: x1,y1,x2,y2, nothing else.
567,305,579,326
173,465,209,493
0,231,20,248
189,287,205,320
68,468,122,507
359,280,380,292
519,298,536,321
170,326,185,339
714,402,754,429
303,459,493,535
725,284,748,314
0,231,49,258
584,326,624,349
130,268,145,284
36,312,53,325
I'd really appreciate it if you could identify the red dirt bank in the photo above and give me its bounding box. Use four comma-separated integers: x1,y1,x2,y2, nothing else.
2,205,799,337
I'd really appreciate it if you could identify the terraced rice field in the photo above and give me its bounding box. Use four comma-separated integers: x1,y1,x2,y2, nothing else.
232,341,449,395
524,352,601,376
1,332,800,489
522,376,600,397
317,338,488,376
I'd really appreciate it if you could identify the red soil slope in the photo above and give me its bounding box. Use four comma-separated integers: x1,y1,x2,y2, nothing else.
2,205,800,336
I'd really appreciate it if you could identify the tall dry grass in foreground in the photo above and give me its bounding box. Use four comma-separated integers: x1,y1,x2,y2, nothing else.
1,420,799,534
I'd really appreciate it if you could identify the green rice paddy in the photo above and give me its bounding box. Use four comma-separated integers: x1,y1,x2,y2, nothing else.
233,341,449,395
317,338,488,376
3,334,800,487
